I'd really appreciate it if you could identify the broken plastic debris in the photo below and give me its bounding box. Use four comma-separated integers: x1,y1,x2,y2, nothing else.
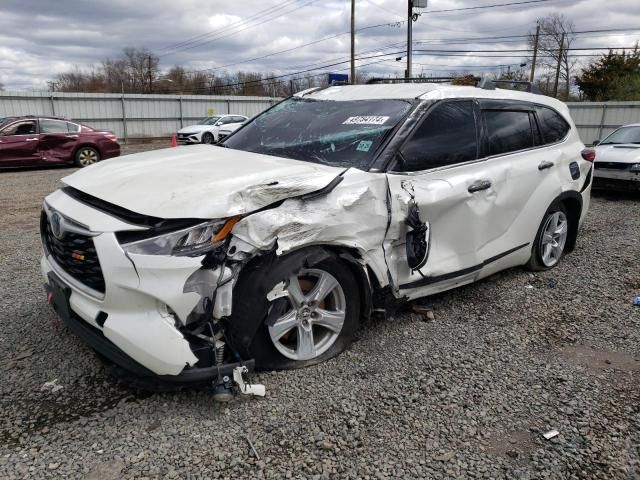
633,296,640,306
525,285,534,289
233,366,266,397
266,281,288,302
412,304,435,321
542,429,559,440
41,378,63,392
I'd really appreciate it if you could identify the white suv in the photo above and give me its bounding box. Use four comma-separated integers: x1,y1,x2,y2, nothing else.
41,81,593,388
176,114,247,144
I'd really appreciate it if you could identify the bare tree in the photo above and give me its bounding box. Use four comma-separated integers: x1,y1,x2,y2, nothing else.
528,13,577,99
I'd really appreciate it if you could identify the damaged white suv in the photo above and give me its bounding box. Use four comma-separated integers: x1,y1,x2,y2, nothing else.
41,81,594,389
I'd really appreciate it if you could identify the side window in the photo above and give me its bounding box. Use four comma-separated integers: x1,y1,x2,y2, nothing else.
40,119,68,134
66,122,80,132
233,116,246,123
535,106,570,144
399,101,478,171
483,110,534,156
219,117,233,125
0,120,37,136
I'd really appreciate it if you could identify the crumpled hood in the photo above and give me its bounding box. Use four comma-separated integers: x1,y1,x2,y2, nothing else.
63,145,345,219
177,125,214,134
594,144,640,164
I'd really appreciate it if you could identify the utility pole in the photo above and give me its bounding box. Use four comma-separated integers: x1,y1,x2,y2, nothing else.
350,0,356,84
147,55,153,94
553,32,565,98
406,0,414,78
530,24,540,82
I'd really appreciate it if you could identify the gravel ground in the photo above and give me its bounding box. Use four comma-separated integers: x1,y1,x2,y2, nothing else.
0,158,639,479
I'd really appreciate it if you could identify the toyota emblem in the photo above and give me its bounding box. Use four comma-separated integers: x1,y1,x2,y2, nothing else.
50,212,64,240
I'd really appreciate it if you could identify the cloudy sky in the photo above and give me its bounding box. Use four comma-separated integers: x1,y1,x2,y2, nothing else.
1,0,639,90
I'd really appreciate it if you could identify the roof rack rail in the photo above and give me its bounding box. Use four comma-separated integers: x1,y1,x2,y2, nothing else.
478,78,542,94
366,77,471,85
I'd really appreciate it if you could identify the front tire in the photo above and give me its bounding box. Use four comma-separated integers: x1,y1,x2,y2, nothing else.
201,132,215,144
75,147,100,167
232,253,360,371
527,202,570,271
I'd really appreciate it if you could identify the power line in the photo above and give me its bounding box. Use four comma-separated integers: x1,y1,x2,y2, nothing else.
424,0,553,14
159,1,313,57
157,0,300,54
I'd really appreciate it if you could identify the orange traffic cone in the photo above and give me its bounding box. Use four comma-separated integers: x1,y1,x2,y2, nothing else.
170,134,177,147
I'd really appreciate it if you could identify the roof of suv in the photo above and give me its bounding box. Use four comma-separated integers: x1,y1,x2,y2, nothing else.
299,83,568,112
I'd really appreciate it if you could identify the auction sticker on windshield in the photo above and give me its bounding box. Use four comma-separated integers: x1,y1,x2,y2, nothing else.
343,116,390,125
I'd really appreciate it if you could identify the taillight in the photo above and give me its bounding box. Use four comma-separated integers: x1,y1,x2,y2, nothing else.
581,148,596,162
104,133,117,141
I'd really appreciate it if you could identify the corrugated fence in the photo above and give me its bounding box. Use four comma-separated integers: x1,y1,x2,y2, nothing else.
1,92,639,145
566,101,640,144
0,91,280,142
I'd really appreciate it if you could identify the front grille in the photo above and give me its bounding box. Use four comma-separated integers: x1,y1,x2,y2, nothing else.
594,162,631,170
41,211,105,293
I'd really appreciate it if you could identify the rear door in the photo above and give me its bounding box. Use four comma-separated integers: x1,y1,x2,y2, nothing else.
476,101,576,262
0,119,41,166
38,118,79,164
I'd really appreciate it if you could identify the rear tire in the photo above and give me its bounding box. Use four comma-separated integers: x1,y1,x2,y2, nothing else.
201,132,214,144
232,252,360,371
527,202,570,271
75,147,100,167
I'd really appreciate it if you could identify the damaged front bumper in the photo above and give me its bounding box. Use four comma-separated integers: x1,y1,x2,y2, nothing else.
40,191,250,384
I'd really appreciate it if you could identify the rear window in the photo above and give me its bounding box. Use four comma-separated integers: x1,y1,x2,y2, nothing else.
224,97,414,169
535,106,570,144
483,110,534,156
40,119,69,134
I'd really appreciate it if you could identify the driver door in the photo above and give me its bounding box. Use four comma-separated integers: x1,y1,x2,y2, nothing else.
385,100,515,299
0,119,41,166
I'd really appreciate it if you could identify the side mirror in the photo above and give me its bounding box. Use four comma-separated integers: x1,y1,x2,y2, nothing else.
592,140,600,146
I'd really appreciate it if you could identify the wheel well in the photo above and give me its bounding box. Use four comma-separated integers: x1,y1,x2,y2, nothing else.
320,246,375,322
557,193,582,253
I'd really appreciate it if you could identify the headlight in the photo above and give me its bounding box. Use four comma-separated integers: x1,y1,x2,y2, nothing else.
630,163,640,172
122,218,238,257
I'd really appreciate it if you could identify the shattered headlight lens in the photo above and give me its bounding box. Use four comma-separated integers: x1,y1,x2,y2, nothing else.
122,220,228,257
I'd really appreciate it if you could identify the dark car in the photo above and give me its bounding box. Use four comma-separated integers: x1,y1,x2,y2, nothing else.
0,116,120,168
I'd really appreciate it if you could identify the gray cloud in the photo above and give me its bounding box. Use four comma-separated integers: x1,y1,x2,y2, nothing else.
1,0,639,90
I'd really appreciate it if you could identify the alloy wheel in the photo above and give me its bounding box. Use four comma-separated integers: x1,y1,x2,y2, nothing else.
78,149,98,166
268,269,346,361
540,211,568,267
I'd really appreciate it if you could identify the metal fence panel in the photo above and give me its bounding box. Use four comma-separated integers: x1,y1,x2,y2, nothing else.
6,93,638,146
0,91,280,141
567,101,640,144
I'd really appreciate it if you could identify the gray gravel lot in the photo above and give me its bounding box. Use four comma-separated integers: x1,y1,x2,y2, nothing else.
0,156,639,479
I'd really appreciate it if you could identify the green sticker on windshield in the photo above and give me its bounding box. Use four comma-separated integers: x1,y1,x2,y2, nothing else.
356,140,373,152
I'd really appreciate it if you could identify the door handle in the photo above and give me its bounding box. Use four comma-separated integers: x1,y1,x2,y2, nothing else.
66,134,79,138
538,160,554,170
25,138,39,141
468,179,492,193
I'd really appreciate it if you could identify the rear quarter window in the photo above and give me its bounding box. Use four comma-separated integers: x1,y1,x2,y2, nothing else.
535,106,570,144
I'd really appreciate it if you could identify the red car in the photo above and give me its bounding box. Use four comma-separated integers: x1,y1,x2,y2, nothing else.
0,116,120,168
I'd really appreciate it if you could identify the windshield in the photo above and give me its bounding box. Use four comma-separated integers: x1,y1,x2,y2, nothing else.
600,126,640,145
199,116,221,125
223,97,414,168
